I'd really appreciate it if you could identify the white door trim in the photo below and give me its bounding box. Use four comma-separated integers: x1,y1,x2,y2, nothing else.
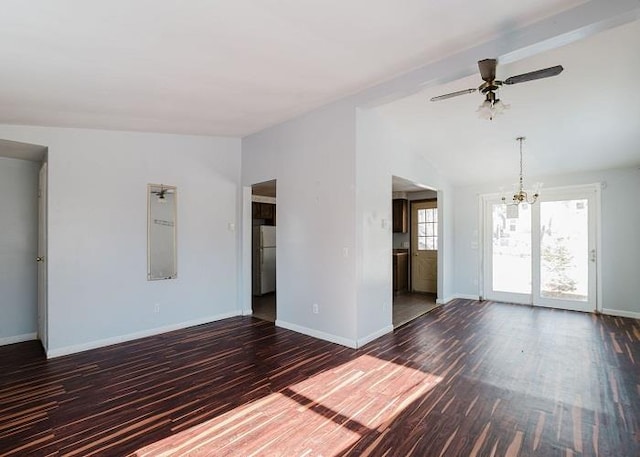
37,162,48,351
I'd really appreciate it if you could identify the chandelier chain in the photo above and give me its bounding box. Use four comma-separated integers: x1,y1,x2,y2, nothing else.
518,136,524,190
502,136,539,206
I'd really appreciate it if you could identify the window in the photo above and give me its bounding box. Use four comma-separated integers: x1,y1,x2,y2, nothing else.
417,208,438,250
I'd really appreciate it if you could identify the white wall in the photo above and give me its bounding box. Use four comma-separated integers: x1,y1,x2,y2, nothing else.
242,101,358,346
242,103,458,349
242,102,456,349
355,108,455,344
0,157,39,345
0,125,241,356
453,167,640,316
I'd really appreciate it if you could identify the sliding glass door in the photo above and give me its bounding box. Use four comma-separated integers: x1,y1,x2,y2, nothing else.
484,200,533,304
483,185,598,312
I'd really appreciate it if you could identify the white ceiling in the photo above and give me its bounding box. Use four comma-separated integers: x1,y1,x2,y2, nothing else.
377,19,640,186
0,0,584,137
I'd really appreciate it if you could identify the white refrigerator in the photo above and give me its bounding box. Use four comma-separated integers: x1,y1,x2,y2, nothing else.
253,225,276,295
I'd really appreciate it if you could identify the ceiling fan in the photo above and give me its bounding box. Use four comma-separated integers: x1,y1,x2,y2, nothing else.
430,58,564,119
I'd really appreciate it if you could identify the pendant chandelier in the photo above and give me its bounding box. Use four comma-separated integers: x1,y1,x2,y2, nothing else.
502,136,540,206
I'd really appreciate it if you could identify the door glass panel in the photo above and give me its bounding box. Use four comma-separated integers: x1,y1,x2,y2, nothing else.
417,207,438,251
492,203,531,294
540,199,589,301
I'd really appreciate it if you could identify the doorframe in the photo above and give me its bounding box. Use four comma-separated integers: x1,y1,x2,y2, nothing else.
38,161,48,352
241,186,253,316
242,180,278,320
479,182,602,312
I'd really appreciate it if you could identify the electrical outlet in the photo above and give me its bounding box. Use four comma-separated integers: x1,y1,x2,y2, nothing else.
312,303,319,314
154,303,160,313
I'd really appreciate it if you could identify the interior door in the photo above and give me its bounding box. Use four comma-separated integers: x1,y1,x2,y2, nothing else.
483,184,598,312
37,162,48,351
411,200,437,293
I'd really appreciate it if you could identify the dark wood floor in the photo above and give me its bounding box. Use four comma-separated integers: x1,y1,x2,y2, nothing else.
1,300,639,456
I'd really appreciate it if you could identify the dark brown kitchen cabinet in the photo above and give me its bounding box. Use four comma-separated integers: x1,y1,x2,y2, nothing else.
252,202,276,225
392,199,408,233
393,252,408,294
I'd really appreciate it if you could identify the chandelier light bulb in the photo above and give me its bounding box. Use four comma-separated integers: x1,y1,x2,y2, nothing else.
477,93,509,121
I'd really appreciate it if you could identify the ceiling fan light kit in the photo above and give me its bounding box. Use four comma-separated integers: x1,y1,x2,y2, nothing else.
476,91,510,120
430,58,563,120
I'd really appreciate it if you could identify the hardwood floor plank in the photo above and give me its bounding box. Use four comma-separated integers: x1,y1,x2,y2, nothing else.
0,300,639,456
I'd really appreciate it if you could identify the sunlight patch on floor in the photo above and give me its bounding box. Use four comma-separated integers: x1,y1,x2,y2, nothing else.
133,355,442,456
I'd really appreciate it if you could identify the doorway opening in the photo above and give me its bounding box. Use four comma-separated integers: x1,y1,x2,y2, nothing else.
0,139,47,351
251,180,277,322
391,176,440,328
481,184,599,312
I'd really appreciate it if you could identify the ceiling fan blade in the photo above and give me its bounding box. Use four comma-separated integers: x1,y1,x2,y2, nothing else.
504,65,564,85
430,88,476,102
478,59,497,82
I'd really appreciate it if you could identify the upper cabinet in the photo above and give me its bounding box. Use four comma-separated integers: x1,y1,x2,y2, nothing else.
253,202,276,225
392,199,408,233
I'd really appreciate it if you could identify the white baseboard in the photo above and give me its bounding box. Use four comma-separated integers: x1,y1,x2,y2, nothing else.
357,325,393,348
47,311,241,359
275,319,357,349
436,294,480,305
454,294,481,301
0,332,37,347
601,308,640,320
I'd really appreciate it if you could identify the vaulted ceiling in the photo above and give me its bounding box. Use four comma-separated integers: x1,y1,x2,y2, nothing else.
1,0,585,137
379,18,640,186
2,1,638,187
